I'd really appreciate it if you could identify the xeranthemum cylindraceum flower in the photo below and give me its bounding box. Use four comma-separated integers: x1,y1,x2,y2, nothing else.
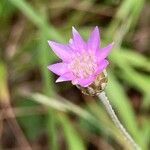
48,26,114,87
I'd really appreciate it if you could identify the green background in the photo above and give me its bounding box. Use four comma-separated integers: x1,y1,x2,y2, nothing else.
0,0,149,149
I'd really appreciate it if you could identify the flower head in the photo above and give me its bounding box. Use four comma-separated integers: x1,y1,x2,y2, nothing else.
48,26,114,87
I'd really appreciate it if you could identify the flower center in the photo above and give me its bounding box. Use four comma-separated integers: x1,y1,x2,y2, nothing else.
69,52,97,78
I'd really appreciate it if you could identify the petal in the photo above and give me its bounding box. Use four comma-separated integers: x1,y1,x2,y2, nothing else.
72,76,95,87
72,27,86,52
48,41,74,61
69,38,76,50
96,59,109,74
48,63,69,76
96,42,114,62
87,26,100,52
56,72,75,83
56,77,67,82
69,38,73,45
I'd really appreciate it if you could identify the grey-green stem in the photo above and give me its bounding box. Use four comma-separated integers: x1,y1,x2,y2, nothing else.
97,91,140,150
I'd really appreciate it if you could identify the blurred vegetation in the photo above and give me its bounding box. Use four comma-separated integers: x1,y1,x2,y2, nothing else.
0,0,150,150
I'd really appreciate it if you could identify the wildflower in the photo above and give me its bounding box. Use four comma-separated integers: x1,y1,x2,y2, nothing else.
48,26,114,88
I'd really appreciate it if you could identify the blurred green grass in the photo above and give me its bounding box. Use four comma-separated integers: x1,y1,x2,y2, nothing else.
0,0,150,149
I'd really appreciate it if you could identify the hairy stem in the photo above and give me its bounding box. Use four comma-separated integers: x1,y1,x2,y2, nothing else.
97,91,140,150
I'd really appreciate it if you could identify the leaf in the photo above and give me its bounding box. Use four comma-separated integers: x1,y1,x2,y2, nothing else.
58,113,86,150
8,0,63,41
110,52,150,94
0,62,9,103
112,50,150,71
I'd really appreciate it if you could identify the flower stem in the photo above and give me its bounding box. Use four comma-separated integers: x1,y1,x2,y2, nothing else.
97,91,140,150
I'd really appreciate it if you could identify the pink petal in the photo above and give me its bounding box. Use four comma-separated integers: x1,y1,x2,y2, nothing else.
48,63,69,76
48,41,74,61
72,76,95,87
96,42,114,62
69,38,76,50
96,59,109,74
87,26,100,52
72,27,86,52
56,72,75,83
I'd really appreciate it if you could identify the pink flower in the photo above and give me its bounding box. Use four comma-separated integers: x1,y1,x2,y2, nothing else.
48,26,114,87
